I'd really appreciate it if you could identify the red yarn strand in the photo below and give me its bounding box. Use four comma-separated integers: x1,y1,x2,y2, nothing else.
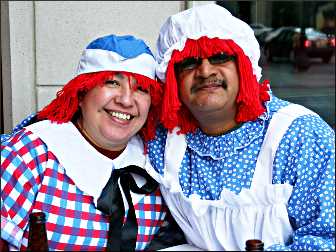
37,71,162,145
160,37,270,134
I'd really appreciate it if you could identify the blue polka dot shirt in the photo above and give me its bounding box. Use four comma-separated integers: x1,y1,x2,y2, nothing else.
148,95,335,251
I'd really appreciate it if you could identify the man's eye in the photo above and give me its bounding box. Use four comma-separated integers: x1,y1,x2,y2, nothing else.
105,80,120,87
175,57,201,72
208,53,235,64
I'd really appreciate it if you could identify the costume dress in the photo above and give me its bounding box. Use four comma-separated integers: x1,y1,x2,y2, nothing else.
146,95,335,251
1,119,167,251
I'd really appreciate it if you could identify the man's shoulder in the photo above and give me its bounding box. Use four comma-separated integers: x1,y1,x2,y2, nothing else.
268,97,334,140
267,96,323,124
267,95,291,115
266,96,333,135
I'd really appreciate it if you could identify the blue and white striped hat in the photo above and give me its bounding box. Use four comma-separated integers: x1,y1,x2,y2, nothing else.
76,34,156,80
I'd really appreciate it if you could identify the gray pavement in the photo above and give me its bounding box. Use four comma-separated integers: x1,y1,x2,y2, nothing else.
260,56,335,127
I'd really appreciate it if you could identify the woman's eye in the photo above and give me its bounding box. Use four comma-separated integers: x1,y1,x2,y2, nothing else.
105,80,120,87
136,86,149,94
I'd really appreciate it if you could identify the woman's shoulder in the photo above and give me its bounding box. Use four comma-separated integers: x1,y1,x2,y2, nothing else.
1,126,45,152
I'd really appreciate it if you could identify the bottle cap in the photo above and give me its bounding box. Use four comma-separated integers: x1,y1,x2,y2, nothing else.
29,212,46,223
245,239,264,250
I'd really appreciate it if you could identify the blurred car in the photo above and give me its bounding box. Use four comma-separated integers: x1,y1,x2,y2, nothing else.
250,23,273,37
255,30,272,48
263,27,335,63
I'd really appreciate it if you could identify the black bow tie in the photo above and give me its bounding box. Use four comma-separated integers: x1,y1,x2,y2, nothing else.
97,165,158,251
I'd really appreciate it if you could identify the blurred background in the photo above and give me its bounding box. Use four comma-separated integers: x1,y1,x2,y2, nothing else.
1,1,335,133
218,1,335,128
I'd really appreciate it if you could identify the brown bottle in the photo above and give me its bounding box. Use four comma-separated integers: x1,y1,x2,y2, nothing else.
245,239,264,251
27,212,49,251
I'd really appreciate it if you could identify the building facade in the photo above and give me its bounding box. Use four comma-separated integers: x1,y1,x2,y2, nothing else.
0,1,215,133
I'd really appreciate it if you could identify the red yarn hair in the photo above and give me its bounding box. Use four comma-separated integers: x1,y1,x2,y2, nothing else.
37,71,162,144
160,37,270,134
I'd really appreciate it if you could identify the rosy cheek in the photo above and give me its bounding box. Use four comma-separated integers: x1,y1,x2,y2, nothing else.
95,89,113,103
142,98,151,113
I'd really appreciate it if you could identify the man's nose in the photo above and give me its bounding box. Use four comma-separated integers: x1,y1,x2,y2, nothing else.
195,58,216,78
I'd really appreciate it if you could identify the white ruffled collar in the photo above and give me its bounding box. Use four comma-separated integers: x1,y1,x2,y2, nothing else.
185,102,270,159
25,120,146,205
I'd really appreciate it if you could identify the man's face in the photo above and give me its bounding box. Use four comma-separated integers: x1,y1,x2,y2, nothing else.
79,72,151,151
175,53,239,124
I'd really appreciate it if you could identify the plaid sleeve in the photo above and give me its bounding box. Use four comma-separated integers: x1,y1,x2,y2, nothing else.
1,113,37,143
1,129,48,249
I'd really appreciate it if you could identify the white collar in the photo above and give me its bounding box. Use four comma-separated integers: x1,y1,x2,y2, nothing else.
26,120,146,205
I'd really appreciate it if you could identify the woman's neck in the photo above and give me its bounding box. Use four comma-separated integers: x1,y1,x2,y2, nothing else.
74,119,124,159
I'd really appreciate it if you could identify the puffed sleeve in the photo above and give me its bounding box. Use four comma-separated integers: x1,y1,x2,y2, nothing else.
268,116,335,251
1,129,48,249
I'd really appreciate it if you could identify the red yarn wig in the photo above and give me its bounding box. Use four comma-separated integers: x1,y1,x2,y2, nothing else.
160,36,270,134
37,71,162,143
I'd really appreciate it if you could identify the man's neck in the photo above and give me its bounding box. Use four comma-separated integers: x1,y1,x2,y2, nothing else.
199,118,239,136
193,105,238,136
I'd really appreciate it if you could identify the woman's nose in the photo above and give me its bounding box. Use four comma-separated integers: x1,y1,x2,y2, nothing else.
115,86,133,107
195,58,216,78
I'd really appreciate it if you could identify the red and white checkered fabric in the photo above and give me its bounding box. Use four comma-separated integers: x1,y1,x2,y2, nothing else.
1,128,167,251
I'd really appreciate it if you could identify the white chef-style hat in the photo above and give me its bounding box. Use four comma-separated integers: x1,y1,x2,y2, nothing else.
156,3,262,82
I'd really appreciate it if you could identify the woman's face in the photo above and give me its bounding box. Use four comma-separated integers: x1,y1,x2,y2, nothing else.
78,72,151,151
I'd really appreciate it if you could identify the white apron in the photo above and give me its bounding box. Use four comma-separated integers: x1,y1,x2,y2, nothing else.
147,104,316,251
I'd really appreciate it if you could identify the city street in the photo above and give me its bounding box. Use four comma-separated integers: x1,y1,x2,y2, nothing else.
261,56,335,127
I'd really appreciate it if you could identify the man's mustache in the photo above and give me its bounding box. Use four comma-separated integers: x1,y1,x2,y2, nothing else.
191,79,227,93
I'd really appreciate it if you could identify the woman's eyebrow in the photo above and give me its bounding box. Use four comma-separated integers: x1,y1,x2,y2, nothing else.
114,72,126,79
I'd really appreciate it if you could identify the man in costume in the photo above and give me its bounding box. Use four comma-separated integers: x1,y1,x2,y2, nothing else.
145,4,335,251
1,34,185,251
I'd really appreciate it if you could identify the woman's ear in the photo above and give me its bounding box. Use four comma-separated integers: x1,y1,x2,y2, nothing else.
77,91,86,107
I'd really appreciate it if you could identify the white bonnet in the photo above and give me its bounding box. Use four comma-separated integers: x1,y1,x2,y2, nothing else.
156,4,262,82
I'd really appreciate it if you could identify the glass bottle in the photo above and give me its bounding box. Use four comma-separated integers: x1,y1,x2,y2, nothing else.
27,212,49,251
245,239,264,251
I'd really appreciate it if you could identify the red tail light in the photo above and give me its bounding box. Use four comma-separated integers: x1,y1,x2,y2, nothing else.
330,38,335,47
304,40,312,48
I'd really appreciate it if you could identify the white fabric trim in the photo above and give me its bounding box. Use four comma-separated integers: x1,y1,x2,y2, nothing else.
252,104,318,188
164,127,187,192
76,49,156,80
159,243,204,251
25,120,147,206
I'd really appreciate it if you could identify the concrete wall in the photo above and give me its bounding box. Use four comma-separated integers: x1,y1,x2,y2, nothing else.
3,1,187,132
5,2,36,133
2,1,216,132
